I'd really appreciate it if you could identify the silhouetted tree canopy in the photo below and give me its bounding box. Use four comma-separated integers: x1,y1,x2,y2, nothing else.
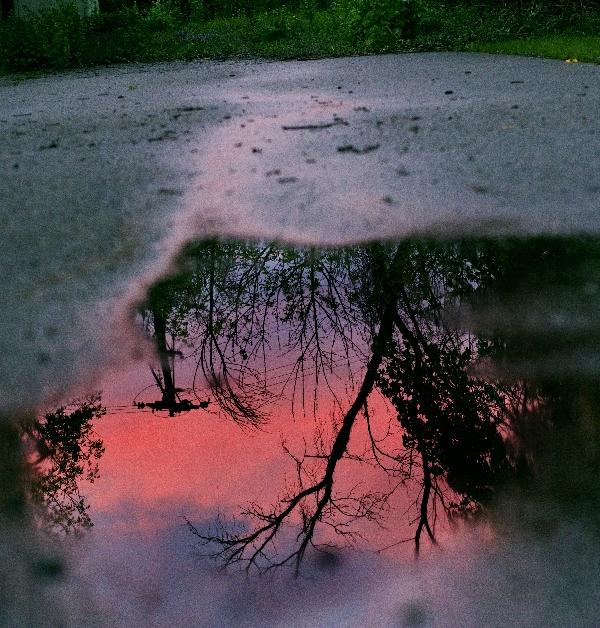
21,395,105,534
139,236,600,571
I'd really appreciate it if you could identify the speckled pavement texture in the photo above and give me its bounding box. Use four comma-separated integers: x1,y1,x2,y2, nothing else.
1,52,599,410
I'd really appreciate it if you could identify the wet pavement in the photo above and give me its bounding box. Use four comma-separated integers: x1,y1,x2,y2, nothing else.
2,52,600,628
2,52,600,411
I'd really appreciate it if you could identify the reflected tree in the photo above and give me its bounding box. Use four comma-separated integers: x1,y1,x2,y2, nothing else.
140,240,363,425
20,395,105,534
141,237,525,571
368,242,512,549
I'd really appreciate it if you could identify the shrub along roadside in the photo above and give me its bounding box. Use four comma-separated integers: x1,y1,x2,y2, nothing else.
1,0,600,75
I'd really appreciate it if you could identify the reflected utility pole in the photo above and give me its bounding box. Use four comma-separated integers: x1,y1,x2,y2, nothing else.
135,309,209,417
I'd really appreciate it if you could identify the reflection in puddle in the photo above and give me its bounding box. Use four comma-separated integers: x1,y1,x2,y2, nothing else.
134,238,523,570
9,237,600,626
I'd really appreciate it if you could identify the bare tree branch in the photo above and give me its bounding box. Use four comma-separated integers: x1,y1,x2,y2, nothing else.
188,298,397,573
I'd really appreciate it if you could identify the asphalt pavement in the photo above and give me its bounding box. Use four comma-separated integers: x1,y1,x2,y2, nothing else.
1,52,600,411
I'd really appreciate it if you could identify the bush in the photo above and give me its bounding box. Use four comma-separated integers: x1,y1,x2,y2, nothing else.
97,0,135,12
345,0,424,48
250,6,306,40
142,0,178,28
0,3,85,71
86,5,141,34
188,0,300,20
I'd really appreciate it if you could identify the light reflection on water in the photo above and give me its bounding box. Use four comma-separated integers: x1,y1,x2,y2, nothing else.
7,236,600,627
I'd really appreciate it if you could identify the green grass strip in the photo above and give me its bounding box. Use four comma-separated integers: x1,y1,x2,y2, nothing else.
469,35,600,64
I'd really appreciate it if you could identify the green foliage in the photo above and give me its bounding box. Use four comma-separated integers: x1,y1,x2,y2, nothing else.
252,6,303,40
469,34,600,62
143,0,178,29
0,3,85,71
344,0,424,48
0,0,192,72
21,395,105,534
190,0,307,20
1,0,600,75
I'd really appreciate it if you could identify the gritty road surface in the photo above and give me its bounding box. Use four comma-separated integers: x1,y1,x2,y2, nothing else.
1,52,600,411
2,52,600,628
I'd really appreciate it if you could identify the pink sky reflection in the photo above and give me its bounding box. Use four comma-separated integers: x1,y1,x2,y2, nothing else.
84,357,452,558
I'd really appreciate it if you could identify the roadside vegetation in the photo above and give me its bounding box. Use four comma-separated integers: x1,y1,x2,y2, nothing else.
1,0,599,74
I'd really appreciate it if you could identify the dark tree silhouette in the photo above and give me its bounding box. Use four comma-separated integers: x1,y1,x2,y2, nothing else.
140,240,362,426
187,292,396,572
142,240,280,426
20,395,105,534
146,238,520,571
363,241,512,550
122,235,600,570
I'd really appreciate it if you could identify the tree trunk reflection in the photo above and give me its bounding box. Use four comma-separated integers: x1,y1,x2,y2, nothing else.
138,237,600,571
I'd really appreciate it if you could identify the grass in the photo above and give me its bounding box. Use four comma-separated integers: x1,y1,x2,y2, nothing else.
469,34,600,63
1,0,600,75
170,9,356,59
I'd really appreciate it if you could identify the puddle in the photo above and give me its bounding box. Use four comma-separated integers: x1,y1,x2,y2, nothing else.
4,235,600,627
4,53,600,628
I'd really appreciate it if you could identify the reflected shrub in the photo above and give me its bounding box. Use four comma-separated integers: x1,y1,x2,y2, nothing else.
21,395,106,534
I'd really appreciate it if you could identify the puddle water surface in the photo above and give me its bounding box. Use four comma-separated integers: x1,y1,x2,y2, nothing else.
9,236,600,627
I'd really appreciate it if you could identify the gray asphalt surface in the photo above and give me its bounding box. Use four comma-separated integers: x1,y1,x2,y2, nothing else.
2,52,600,628
1,52,600,411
